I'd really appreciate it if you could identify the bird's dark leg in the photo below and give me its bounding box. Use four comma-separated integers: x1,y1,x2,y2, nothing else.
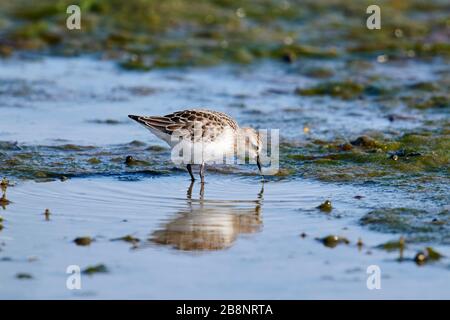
256,155,264,183
187,164,195,181
199,162,206,183
186,180,194,199
199,181,205,199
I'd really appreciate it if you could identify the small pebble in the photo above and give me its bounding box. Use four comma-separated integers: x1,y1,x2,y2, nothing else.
414,252,427,265
357,238,364,248
319,235,349,248
317,200,332,212
16,273,33,280
74,237,92,246
125,155,135,165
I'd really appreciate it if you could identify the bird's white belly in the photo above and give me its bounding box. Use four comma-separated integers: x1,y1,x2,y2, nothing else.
169,129,235,165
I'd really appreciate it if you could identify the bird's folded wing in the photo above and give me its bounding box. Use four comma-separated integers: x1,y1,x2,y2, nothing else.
136,109,237,141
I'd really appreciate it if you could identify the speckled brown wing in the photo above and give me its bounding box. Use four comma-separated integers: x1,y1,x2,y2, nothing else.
166,109,238,131
130,109,238,142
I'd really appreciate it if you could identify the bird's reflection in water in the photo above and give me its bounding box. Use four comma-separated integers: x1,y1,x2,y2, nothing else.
151,181,263,251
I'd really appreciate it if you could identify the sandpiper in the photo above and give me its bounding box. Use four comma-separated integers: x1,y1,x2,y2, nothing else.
128,109,261,182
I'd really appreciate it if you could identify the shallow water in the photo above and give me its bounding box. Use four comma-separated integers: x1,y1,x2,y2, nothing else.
1,56,441,145
1,176,449,299
0,57,449,299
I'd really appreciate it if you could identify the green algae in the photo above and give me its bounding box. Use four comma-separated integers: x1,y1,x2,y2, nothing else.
295,81,394,100
125,156,150,166
120,56,152,71
361,208,430,233
275,44,339,63
425,247,444,261
350,136,383,149
87,157,101,165
111,235,140,243
360,208,450,244
0,141,173,181
82,264,108,275
295,81,365,100
50,144,96,151
378,237,406,252
408,95,450,110
127,140,147,147
408,82,440,92
146,145,168,152
2,0,449,69
377,237,445,265
301,66,335,79
286,129,450,184
282,128,449,250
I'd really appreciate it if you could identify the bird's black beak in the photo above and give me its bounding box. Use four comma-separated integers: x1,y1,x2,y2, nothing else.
256,155,262,174
128,115,140,122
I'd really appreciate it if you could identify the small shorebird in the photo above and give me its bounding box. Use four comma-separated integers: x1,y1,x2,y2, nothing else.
128,109,261,182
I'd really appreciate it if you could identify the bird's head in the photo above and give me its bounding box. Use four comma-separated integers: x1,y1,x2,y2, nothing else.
239,127,262,173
